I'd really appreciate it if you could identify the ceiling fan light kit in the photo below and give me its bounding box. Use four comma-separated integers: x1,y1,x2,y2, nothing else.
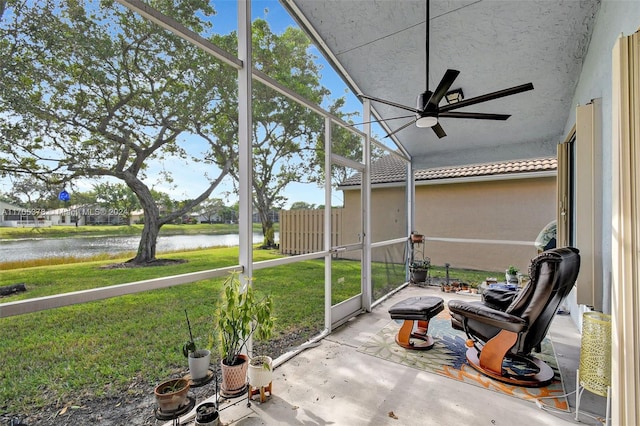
359,0,534,139
416,116,438,128
445,89,464,104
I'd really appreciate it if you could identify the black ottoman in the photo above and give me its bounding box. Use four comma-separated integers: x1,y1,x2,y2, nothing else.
388,296,444,350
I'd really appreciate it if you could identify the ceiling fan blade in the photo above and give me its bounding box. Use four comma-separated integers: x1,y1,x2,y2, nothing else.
427,69,460,109
383,119,416,138
440,82,534,112
359,94,420,114
346,114,416,127
432,122,446,138
439,111,511,120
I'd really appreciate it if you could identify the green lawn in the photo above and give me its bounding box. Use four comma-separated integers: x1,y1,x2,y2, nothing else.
0,246,498,412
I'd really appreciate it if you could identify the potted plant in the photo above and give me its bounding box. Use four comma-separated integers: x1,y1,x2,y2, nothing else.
409,259,430,283
505,265,519,283
154,377,190,413
213,272,274,396
248,355,273,402
183,310,211,381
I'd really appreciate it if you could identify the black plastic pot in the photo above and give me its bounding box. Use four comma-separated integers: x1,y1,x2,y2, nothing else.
410,269,428,283
195,402,220,426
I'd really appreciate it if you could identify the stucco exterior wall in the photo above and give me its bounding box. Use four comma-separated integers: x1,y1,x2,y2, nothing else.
415,176,556,272
342,186,408,262
344,175,556,273
343,188,409,242
370,186,408,243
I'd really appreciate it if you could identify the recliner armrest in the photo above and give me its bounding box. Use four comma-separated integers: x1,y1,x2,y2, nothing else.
448,300,528,333
481,288,519,310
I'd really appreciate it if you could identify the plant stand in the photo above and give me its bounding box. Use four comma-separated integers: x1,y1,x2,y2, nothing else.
152,364,254,426
154,395,196,425
248,382,272,403
408,233,424,265
408,233,430,285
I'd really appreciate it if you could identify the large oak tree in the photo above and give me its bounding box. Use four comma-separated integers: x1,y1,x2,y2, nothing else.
1,0,360,257
1,0,235,263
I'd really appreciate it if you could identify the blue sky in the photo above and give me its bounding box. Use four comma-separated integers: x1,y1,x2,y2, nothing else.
211,0,363,111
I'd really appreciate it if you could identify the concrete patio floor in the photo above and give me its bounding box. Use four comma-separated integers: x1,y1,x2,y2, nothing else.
183,285,608,426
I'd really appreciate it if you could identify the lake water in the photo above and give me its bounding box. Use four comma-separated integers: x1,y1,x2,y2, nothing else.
0,232,275,263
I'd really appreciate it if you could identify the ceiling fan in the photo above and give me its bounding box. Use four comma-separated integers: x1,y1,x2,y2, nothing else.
358,0,534,139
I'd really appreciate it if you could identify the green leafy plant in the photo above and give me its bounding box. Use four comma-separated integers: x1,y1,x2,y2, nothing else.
213,272,274,366
410,259,430,271
156,378,189,395
507,265,519,275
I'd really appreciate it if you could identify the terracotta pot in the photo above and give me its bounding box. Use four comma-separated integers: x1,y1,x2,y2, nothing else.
248,355,273,388
220,354,248,396
154,378,190,412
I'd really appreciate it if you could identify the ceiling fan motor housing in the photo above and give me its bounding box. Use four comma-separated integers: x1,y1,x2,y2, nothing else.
416,91,429,109
416,90,438,127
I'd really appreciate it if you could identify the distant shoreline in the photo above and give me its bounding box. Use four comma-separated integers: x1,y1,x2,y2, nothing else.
0,223,274,240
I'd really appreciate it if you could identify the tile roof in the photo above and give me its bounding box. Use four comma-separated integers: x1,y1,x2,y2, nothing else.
340,156,557,187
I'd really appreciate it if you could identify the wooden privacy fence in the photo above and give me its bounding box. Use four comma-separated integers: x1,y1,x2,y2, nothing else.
280,209,343,255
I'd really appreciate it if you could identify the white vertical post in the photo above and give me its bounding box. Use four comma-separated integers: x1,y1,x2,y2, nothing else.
408,162,415,235
237,2,254,357
324,116,332,332
362,99,372,311
238,0,253,280
407,159,415,282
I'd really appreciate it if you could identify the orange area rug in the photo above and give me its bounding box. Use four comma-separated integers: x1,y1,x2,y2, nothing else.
357,311,569,411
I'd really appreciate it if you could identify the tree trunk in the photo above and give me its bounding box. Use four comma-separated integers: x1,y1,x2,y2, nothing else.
261,218,275,248
125,176,162,264
131,212,160,263
122,165,229,264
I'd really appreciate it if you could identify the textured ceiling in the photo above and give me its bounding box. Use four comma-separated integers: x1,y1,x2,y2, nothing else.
283,0,601,168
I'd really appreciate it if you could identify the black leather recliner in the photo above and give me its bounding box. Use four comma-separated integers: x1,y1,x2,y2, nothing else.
448,247,580,387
